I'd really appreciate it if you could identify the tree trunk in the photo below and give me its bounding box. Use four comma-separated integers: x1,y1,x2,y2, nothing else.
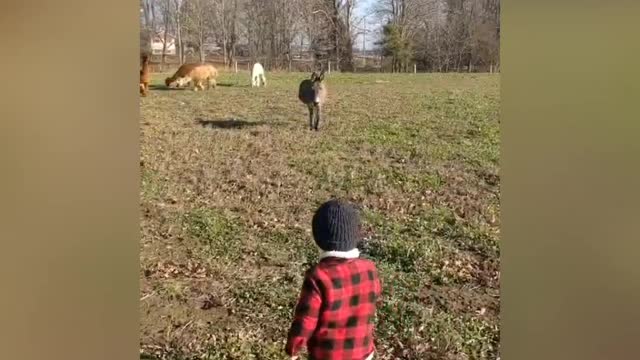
142,0,154,54
177,23,183,64
161,17,169,67
223,37,228,67
174,0,184,65
199,32,205,63
221,0,228,67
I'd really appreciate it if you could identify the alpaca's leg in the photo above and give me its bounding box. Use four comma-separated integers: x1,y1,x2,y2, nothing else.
261,74,266,87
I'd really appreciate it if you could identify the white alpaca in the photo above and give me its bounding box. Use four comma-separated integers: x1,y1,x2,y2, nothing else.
251,62,266,87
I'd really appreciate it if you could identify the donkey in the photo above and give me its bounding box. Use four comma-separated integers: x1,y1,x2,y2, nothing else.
251,62,266,87
298,69,327,131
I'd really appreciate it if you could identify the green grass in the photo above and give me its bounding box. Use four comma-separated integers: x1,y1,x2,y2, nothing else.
140,70,500,360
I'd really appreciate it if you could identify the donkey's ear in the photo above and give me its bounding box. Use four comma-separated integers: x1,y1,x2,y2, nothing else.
318,70,325,81
310,71,317,79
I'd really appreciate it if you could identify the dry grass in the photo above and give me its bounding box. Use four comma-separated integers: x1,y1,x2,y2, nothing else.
140,70,500,360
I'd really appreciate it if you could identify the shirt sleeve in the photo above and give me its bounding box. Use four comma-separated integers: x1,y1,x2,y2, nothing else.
285,270,323,357
374,266,383,305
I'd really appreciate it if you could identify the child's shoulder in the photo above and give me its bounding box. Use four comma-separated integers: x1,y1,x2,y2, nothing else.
353,257,378,271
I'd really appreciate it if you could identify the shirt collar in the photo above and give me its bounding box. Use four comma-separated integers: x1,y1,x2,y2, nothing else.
319,248,360,260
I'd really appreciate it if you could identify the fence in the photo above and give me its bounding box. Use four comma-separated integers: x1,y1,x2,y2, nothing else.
146,54,499,74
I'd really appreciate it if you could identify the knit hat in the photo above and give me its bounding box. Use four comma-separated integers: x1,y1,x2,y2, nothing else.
312,199,361,252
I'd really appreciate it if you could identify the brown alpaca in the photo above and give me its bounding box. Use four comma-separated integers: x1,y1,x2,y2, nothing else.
298,69,328,131
165,63,218,91
139,55,151,96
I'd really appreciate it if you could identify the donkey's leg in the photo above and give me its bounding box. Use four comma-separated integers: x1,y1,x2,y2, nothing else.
308,106,314,130
314,105,321,131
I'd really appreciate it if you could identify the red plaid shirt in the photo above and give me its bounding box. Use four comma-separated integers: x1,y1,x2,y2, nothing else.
285,256,382,360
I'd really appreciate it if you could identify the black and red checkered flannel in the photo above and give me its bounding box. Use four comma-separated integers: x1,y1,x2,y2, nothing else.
285,257,382,360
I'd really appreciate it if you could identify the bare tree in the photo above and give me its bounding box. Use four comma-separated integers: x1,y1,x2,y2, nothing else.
212,0,243,67
139,0,499,72
141,0,157,54
172,0,186,64
373,0,499,72
241,0,303,70
308,0,358,71
157,0,173,66
183,0,214,62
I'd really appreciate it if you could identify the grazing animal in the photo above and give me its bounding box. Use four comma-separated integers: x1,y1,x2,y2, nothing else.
139,55,151,96
251,62,266,87
165,63,218,91
298,69,327,131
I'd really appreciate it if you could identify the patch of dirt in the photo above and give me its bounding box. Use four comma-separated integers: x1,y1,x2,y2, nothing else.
421,284,499,319
426,164,499,225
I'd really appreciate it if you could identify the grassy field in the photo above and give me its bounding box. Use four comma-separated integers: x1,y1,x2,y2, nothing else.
140,70,500,360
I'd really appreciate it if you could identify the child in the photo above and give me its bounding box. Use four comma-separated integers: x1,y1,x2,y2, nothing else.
285,199,382,360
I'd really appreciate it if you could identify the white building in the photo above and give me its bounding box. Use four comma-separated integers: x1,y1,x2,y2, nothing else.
150,33,176,55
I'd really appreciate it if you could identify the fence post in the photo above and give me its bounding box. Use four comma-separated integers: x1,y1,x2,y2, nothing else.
234,60,238,73
328,61,331,74
414,63,417,74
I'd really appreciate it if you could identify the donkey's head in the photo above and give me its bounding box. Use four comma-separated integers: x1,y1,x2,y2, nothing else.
310,69,325,83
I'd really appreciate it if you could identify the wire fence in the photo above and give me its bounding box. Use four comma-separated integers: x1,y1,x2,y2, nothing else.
146,54,499,74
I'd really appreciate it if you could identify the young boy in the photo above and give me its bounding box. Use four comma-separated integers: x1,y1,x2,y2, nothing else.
285,199,382,360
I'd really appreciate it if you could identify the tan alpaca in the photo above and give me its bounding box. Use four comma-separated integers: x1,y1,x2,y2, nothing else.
165,63,218,91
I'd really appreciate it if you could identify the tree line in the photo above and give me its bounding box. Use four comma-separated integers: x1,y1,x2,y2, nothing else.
140,0,499,72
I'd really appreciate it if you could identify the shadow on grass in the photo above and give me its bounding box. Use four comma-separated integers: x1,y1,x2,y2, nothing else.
149,84,186,91
149,83,240,90
196,117,283,129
